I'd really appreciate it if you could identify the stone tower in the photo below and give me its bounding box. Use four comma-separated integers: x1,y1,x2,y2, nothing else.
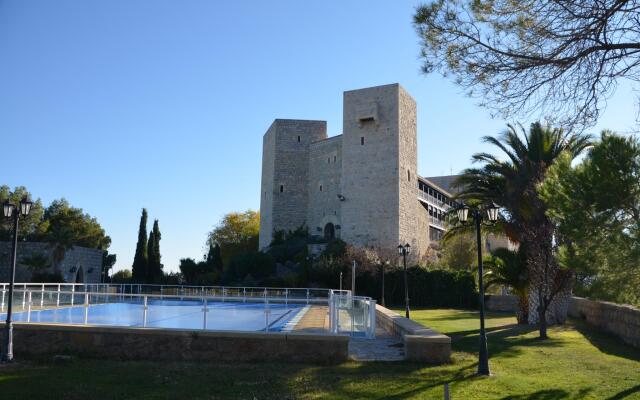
259,119,327,249
340,84,426,253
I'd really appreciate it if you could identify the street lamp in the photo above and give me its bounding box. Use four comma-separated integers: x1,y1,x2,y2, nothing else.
381,260,389,307
397,243,411,319
2,196,32,363
456,201,500,376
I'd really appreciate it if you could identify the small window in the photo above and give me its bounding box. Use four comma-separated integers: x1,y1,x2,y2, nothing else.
319,184,323,192
334,155,337,162
279,185,284,193
360,136,365,145
297,136,301,142
327,157,330,164
408,170,411,182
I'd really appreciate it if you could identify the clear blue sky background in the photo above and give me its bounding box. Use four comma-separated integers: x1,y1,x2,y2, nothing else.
1,1,637,273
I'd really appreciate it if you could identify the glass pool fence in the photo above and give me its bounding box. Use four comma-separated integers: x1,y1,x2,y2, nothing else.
0,283,376,339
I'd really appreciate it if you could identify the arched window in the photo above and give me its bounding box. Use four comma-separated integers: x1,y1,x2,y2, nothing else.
279,185,284,193
324,223,335,240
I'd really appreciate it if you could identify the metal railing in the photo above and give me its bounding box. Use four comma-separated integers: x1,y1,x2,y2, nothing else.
417,189,452,210
328,291,376,339
0,284,376,338
0,283,350,305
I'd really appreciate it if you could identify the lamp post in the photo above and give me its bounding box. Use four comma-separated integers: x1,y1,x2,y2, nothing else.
397,243,411,319
381,260,389,307
2,196,33,363
351,260,356,295
456,201,499,376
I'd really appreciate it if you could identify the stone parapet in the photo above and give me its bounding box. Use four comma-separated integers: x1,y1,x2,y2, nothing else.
376,304,451,364
0,323,349,364
569,297,640,348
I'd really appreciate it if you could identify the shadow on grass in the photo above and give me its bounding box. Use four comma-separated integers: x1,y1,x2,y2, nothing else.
447,323,561,359
301,360,479,400
570,319,640,363
605,384,640,400
496,389,570,400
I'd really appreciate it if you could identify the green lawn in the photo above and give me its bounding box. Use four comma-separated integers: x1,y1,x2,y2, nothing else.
0,309,638,399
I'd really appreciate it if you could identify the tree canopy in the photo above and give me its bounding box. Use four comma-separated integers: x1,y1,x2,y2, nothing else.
207,210,260,266
414,1,640,130
540,132,640,306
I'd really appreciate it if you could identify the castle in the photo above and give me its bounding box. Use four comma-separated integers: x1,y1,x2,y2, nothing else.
259,83,458,259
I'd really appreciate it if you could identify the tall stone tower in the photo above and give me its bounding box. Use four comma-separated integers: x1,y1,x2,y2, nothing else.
339,84,425,252
259,119,327,249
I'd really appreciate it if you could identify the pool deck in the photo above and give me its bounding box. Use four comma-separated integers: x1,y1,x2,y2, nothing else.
292,305,329,333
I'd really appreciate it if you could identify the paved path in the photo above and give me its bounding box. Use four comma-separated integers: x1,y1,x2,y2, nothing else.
349,327,404,361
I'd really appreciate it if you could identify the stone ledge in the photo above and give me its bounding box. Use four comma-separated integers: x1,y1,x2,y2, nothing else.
376,305,451,364
1,323,349,364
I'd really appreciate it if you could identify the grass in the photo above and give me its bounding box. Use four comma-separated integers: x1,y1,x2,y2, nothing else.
0,309,638,399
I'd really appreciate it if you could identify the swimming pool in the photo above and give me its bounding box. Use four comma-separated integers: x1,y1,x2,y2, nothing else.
3,299,307,332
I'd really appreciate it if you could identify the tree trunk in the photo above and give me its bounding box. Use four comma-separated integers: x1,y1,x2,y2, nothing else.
516,294,529,324
538,304,548,339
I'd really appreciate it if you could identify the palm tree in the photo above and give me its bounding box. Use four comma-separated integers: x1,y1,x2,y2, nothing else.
484,248,529,324
454,122,591,338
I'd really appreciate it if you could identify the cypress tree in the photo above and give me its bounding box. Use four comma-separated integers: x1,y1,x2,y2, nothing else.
207,243,223,280
147,219,162,283
131,208,148,282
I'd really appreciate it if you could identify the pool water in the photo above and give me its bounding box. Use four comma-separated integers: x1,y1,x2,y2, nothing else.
4,300,307,332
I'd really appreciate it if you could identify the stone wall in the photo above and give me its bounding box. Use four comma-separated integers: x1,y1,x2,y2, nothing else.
0,242,102,283
376,304,451,364
1,323,349,364
307,135,343,239
259,119,327,249
569,297,640,348
486,294,640,349
340,84,402,250
485,294,519,312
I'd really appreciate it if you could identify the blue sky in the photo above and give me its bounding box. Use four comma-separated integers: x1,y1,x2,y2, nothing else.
1,1,638,273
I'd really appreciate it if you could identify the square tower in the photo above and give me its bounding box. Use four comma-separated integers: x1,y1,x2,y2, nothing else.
259,119,327,249
339,84,424,253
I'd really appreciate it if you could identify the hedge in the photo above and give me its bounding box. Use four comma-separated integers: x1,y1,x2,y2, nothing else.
356,267,478,309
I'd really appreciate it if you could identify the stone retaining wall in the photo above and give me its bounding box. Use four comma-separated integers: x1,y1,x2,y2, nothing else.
485,294,640,349
0,323,349,364
376,305,451,364
485,294,519,312
569,297,640,348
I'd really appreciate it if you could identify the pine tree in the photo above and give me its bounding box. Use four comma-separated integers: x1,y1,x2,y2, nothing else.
147,219,163,283
131,208,148,282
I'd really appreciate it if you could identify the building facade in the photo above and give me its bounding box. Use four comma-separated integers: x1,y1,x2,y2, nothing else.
259,83,466,259
0,242,103,283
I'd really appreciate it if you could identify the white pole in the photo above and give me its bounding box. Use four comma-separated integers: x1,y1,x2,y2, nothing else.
56,284,60,307
27,291,32,322
352,260,356,295
265,299,269,332
1,288,5,312
143,295,148,327
203,298,208,330
40,283,44,307
84,292,89,324
71,285,75,306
